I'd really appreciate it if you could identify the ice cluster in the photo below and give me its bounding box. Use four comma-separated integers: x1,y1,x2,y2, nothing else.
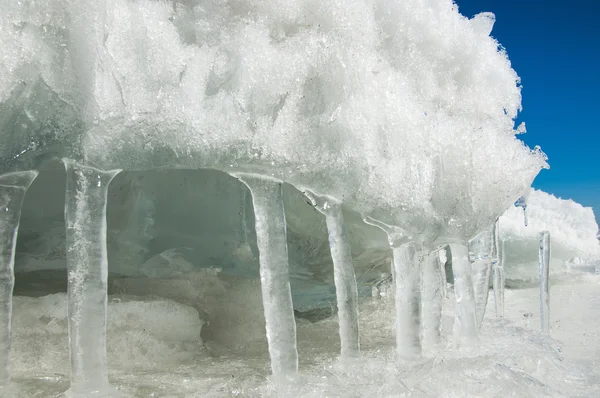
0,0,553,395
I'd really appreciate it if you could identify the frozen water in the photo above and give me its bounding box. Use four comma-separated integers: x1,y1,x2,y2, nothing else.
0,171,37,392
303,190,360,359
234,174,298,378
62,160,121,396
0,0,569,394
500,189,600,282
539,231,551,335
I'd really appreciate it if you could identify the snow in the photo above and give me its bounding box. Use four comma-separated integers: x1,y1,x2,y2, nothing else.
7,272,600,397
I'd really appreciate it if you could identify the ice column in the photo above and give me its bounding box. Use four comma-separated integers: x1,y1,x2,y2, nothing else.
62,160,121,396
304,191,359,358
234,174,298,378
420,251,443,350
364,218,421,358
492,220,505,318
539,231,550,335
0,171,38,387
470,230,493,328
449,243,479,344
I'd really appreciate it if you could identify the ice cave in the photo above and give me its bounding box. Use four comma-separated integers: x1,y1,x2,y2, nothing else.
0,0,599,397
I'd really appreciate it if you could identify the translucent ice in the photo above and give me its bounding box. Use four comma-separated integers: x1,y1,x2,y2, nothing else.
304,190,360,359
235,174,298,378
0,0,550,384
539,231,550,335
0,171,37,389
62,160,121,396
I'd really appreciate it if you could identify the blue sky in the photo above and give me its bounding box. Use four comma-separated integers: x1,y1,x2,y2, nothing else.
454,0,600,224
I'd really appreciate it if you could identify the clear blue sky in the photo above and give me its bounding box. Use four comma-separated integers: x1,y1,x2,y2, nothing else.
454,0,600,224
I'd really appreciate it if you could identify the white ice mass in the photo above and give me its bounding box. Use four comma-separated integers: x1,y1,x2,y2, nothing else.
0,0,598,396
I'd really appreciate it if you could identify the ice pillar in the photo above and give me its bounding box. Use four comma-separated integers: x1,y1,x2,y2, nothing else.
492,220,504,318
470,230,493,328
392,242,421,358
420,251,443,350
449,243,479,344
304,191,359,358
62,160,121,396
0,171,38,387
235,174,298,378
471,258,491,328
364,218,421,358
539,231,550,335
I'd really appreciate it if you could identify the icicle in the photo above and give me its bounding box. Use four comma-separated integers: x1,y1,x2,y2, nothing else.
234,173,298,378
471,258,491,328
364,218,421,358
469,229,493,328
539,231,550,335
448,243,479,344
420,251,443,351
0,171,38,390
62,160,121,397
492,219,504,318
514,190,530,227
304,190,359,358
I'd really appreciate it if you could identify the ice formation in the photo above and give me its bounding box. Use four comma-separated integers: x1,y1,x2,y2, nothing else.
0,0,550,395
499,189,600,281
538,231,550,334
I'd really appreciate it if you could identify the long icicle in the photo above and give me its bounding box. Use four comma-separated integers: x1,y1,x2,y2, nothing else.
449,243,479,345
539,231,550,335
363,218,421,359
62,159,121,396
0,171,38,391
420,250,443,351
470,229,493,328
492,219,505,318
304,191,359,358
235,174,298,379
393,242,421,358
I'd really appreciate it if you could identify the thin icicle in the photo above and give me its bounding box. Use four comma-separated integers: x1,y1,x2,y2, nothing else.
469,229,493,328
62,160,121,396
0,171,38,390
539,231,550,335
363,217,421,358
392,242,421,358
420,251,443,351
449,243,479,345
492,219,505,318
235,173,298,378
304,190,359,358
471,258,492,328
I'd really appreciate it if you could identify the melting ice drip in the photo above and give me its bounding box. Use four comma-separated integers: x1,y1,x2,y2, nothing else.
0,0,549,395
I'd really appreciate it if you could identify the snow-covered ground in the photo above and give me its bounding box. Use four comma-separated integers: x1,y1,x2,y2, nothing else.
7,268,600,397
